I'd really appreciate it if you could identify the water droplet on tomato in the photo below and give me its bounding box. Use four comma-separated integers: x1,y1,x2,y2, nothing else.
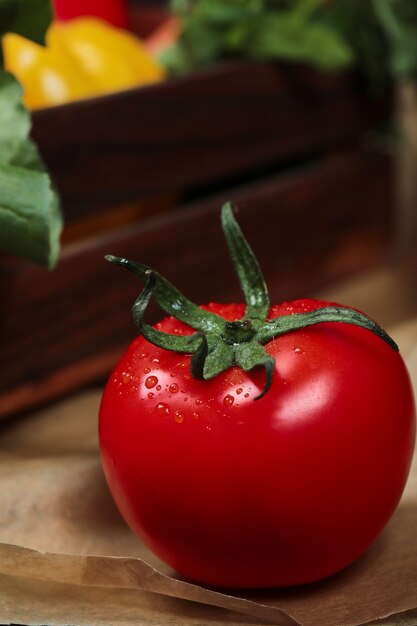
223,394,234,407
244,393,249,398
195,399,203,405
184,374,190,381
170,372,177,377
143,367,151,374
192,411,200,419
152,358,160,364
236,387,243,395
156,385,161,391
122,373,131,384
174,410,185,423
145,376,158,389
169,383,179,393
148,392,154,399
183,397,188,402
156,402,170,416
294,347,303,354
138,352,147,360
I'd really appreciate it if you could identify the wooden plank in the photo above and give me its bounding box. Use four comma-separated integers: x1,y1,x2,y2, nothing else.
31,62,391,218
0,152,392,419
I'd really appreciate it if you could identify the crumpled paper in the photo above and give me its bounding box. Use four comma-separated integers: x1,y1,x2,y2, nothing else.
1,319,417,626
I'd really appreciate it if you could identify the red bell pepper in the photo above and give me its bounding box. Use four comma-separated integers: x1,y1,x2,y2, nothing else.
53,0,130,29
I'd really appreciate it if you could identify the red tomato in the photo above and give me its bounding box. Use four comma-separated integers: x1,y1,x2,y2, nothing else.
99,297,415,588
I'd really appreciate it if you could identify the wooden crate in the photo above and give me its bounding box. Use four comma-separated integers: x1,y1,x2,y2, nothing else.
0,52,393,420
30,60,390,217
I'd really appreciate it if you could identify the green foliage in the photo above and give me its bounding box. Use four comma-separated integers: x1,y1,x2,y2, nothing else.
0,0,62,269
163,0,353,74
0,73,62,268
318,0,390,92
163,0,417,87
237,14,353,70
0,0,52,45
373,0,417,81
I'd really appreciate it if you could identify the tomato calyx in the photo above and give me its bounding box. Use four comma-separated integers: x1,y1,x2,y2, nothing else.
106,202,398,400
222,320,257,345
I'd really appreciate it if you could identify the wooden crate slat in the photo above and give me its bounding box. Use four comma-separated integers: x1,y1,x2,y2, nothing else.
31,62,391,218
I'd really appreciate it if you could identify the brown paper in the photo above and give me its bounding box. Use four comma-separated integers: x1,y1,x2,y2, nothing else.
1,319,417,626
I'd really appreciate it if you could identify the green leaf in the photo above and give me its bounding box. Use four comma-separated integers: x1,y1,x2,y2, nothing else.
0,72,62,268
165,0,417,85
0,160,61,268
192,0,264,24
317,0,390,93
0,1,61,268
0,0,16,39
290,0,325,24
159,43,193,75
372,0,417,80
243,13,354,70
0,72,30,164
164,0,355,74
161,17,227,74
0,0,53,44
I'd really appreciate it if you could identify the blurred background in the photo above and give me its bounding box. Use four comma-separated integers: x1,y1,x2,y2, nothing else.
1,0,417,421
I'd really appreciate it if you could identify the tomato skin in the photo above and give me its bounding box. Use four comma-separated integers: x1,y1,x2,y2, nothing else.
99,299,415,588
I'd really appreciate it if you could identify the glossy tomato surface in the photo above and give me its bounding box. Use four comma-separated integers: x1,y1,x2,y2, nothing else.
99,299,415,588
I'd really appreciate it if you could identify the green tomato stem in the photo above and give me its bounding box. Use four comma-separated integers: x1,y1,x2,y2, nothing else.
106,204,399,400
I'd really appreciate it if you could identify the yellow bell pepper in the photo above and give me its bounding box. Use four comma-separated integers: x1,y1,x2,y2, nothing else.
3,18,165,110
